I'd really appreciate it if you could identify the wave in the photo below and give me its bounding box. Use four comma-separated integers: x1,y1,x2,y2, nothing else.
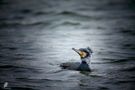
33,11,53,16
115,79,135,84
0,65,20,69
98,58,135,64
0,21,51,28
16,77,64,83
57,11,110,21
0,46,18,51
19,9,32,14
121,66,135,72
61,21,80,26
109,59,130,63
0,65,41,73
11,87,36,90
57,11,91,19
92,60,127,64
58,11,78,15
119,28,135,36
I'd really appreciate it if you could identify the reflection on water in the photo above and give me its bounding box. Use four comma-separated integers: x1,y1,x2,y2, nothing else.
0,0,135,90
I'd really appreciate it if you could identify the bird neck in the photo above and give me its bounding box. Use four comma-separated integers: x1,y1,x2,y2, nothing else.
81,61,87,64
81,57,91,64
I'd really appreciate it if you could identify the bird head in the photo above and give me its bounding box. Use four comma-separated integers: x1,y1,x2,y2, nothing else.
72,47,93,59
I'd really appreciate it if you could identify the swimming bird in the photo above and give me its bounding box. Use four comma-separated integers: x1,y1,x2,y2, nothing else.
60,47,93,71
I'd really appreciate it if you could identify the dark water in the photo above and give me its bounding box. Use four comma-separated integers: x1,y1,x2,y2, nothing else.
0,0,135,90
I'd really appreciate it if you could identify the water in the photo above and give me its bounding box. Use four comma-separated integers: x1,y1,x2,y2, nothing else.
0,0,135,90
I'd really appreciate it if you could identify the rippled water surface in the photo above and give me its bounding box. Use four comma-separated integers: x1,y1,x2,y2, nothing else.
0,0,135,90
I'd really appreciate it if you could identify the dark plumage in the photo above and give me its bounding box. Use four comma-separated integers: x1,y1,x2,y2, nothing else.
60,47,93,71
60,61,91,71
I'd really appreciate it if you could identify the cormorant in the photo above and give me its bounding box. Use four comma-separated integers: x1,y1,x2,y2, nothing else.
60,47,93,71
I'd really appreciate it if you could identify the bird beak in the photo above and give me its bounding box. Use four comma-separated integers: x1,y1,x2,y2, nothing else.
72,48,80,55
72,48,85,58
